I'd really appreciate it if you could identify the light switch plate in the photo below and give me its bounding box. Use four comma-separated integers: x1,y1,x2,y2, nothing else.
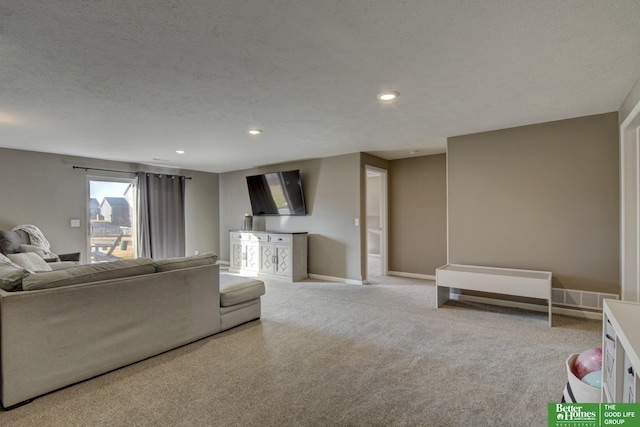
70,219,81,228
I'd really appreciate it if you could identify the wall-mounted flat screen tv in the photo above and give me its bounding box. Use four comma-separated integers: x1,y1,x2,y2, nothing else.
246,169,307,216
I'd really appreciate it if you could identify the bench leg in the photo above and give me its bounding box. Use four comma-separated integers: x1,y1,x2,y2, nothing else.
436,285,450,308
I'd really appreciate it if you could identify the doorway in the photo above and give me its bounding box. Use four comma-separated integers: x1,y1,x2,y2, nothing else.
365,166,388,280
87,177,136,263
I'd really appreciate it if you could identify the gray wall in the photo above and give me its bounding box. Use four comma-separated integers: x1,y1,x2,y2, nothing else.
219,153,363,282
447,112,619,293
388,154,447,276
0,147,219,262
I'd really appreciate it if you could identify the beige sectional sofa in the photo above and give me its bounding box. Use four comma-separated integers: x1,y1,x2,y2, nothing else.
0,252,265,408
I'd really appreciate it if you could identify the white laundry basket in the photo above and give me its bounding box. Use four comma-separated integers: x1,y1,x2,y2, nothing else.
564,353,600,403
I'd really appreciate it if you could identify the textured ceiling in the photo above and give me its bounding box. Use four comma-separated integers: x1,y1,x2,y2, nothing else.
1,1,639,173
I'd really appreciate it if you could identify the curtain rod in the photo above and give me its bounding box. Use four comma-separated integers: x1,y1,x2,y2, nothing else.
72,165,192,179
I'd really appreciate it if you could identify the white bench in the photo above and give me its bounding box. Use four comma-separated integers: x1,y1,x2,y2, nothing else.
435,264,553,327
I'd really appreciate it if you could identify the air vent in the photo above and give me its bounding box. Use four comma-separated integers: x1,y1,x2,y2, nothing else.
552,288,619,310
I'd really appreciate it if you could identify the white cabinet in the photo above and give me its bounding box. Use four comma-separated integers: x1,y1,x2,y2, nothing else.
229,231,307,281
602,299,640,403
230,232,259,273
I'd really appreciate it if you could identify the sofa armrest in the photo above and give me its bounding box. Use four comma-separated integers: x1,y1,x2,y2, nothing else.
58,252,81,263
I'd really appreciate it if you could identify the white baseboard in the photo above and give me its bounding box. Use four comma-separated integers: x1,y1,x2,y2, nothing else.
217,260,230,267
309,271,434,284
388,271,436,281
308,273,364,285
452,294,602,321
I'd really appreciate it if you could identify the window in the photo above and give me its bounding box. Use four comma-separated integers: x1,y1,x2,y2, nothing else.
88,178,136,263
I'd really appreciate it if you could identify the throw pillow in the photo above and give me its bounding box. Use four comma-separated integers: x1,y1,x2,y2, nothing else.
7,252,53,272
0,252,19,266
0,259,25,291
20,244,59,260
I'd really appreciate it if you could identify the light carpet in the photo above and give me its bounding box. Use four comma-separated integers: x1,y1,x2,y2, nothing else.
0,275,601,426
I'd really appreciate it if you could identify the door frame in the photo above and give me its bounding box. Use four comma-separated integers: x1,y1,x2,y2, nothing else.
620,101,640,302
365,165,389,279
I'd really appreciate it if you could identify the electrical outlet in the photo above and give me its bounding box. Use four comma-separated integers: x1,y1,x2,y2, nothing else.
70,219,81,228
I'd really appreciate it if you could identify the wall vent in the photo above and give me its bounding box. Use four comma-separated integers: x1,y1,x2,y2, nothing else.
552,288,619,310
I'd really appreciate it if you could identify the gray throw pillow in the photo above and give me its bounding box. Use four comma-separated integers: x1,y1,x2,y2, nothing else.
0,260,25,291
0,252,20,267
20,244,58,260
7,252,53,272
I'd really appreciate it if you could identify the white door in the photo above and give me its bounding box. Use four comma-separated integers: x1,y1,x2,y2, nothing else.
365,166,388,280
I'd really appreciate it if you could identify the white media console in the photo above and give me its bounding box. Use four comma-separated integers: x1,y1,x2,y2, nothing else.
435,264,553,327
229,231,308,282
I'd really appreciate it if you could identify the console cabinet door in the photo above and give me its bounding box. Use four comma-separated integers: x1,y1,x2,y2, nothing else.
259,244,276,274
231,241,244,270
274,244,292,277
244,242,259,272
230,232,259,273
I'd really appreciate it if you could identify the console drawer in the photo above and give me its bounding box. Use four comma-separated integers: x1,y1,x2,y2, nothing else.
269,234,291,243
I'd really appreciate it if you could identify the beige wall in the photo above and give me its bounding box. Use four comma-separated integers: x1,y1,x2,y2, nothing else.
219,153,363,282
388,154,447,276
0,147,219,262
448,112,619,293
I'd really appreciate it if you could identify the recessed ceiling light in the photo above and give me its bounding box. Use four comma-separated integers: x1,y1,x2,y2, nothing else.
248,129,263,135
175,150,186,154
377,91,399,101
409,150,418,155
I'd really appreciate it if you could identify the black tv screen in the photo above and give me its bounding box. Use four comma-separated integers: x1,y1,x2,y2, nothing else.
246,170,307,216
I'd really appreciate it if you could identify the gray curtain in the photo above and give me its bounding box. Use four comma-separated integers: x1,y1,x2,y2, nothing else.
136,172,186,259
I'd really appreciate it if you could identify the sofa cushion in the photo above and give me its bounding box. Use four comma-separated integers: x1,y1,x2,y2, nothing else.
219,274,265,307
154,252,218,272
0,230,30,255
22,258,156,291
7,252,53,272
0,257,25,291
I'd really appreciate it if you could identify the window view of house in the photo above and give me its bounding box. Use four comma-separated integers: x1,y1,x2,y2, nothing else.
89,180,135,263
